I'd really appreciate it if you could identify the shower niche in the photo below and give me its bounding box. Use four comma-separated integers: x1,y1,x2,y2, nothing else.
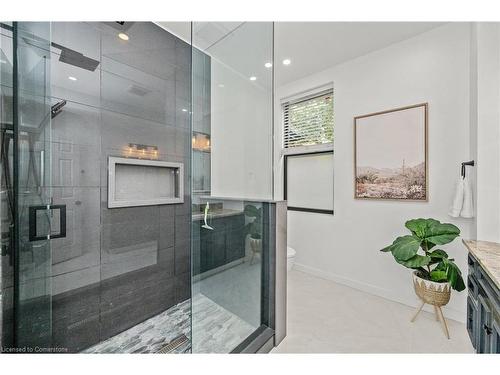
108,156,184,208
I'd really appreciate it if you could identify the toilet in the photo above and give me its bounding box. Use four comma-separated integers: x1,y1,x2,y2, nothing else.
287,246,296,271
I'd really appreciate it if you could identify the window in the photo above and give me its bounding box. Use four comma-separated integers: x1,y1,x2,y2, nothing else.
282,87,334,215
283,89,333,149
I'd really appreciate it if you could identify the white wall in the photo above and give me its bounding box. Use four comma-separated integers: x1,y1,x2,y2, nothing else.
211,59,273,200
474,23,500,242
275,23,474,322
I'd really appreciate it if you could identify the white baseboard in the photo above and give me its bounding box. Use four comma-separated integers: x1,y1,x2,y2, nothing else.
293,262,465,323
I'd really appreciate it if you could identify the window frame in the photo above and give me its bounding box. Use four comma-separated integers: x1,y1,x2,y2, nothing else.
283,150,334,215
281,84,335,215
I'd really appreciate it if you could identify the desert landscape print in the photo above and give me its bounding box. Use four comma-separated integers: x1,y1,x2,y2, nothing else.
354,104,427,200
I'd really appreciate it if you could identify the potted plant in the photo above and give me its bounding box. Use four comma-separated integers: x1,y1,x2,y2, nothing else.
244,204,262,264
381,218,465,337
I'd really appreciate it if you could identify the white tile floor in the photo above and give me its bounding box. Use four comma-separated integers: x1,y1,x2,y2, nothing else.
272,270,475,353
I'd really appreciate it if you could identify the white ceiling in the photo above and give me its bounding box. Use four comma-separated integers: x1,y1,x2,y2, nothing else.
274,22,445,86
156,22,190,44
157,22,446,87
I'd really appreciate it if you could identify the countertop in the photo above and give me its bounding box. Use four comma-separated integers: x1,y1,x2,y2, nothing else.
200,195,286,204
463,239,500,290
192,208,244,221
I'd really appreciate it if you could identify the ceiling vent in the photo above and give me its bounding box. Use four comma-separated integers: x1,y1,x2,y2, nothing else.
128,85,151,97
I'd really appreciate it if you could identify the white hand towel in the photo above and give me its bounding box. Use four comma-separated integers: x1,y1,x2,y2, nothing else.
460,176,474,218
448,178,464,217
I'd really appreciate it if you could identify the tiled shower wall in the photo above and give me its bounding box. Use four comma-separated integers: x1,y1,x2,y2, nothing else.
46,22,192,352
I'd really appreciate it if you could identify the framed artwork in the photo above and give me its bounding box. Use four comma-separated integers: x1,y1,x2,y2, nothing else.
354,103,428,201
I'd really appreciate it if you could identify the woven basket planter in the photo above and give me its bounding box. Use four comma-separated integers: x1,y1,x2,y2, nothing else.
412,271,451,306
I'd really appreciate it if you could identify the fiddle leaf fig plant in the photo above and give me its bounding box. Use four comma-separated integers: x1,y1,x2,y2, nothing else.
244,204,262,240
381,218,465,292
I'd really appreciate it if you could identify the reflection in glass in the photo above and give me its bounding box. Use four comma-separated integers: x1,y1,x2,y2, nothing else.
191,22,274,353
15,21,54,350
1,21,15,349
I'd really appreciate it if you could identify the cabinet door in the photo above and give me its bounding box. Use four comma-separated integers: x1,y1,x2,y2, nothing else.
467,275,479,303
478,293,493,353
492,318,500,354
210,230,227,269
192,220,201,276
467,296,478,350
199,226,211,273
200,218,226,272
226,215,246,263
468,254,477,279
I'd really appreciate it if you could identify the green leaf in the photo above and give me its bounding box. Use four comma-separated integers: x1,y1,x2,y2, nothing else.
425,222,460,245
429,249,449,259
417,269,430,279
430,270,448,282
405,218,439,238
433,260,447,272
422,239,436,252
380,244,393,252
244,205,260,218
390,235,421,261
431,260,466,291
446,261,466,292
396,254,431,269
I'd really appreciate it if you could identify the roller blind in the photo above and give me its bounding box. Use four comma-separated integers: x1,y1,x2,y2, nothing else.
283,89,334,149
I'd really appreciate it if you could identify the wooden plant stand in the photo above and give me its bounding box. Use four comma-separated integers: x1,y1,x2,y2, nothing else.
411,300,450,339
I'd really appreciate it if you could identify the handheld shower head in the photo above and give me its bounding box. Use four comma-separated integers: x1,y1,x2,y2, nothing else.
51,99,67,119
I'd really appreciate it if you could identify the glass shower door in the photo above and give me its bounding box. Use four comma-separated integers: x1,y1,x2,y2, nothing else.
13,21,55,351
191,22,274,353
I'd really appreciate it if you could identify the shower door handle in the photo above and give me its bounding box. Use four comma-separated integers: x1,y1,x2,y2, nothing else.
29,204,67,241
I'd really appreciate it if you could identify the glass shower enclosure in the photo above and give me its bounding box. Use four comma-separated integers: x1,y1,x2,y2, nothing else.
0,21,280,354
190,22,276,353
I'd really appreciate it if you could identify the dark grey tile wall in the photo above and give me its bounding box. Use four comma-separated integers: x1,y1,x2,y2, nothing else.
47,22,194,353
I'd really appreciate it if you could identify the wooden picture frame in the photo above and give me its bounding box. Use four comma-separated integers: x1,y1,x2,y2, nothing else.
354,103,428,201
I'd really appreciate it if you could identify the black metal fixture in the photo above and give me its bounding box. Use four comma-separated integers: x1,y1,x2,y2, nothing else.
283,150,334,215
51,99,67,119
28,205,67,241
51,43,100,71
461,160,475,179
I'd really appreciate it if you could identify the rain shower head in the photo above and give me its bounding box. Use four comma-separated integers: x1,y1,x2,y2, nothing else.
51,99,67,119
103,21,134,32
51,43,100,71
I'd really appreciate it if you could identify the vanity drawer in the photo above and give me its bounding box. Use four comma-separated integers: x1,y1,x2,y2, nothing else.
477,266,500,302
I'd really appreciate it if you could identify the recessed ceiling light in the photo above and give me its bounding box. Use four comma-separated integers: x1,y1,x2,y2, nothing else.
182,108,188,112
282,59,291,66
264,62,272,68
68,76,77,81
218,83,225,88
118,33,129,41
249,76,257,81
